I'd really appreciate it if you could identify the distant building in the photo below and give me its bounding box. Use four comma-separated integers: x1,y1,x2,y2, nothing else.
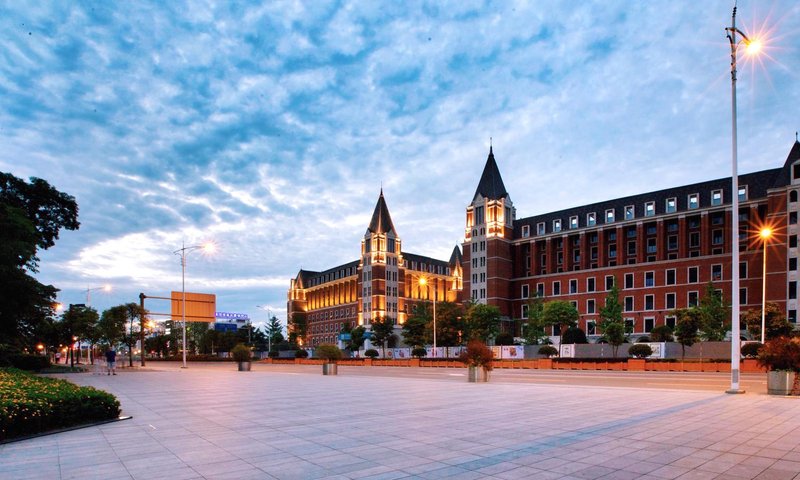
289,140,800,343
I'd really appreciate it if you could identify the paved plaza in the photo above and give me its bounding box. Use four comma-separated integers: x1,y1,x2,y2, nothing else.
2,364,800,480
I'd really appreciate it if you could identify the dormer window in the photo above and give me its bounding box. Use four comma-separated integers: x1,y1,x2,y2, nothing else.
570,216,578,229
666,197,677,213
522,225,530,238
738,186,748,201
688,193,699,209
587,212,596,226
625,205,635,220
645,201,655,217
606,209,615,223
553,219,562,232
537,222,545,235
711,190,722,206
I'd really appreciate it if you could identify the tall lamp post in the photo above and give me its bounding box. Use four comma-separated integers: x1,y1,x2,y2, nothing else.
759,227,773,344
418,277,437,357
726,4,762,394
84,285,110,364
174,242,215,368
257,305,273,355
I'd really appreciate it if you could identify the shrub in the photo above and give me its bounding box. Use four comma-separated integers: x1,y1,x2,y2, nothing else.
561,327,588,344
9,354,51,372
494,332,515,346
315,344,342,362
628,344,653,359
411,347,427,358
758,337,800,371
294,349,309,358
538,345,558,357
636,336,651,343
459,340,494,370
231,344,251,363
267,350,280,358
0,368,121,441
650,325,674,342
364,349,379,359
741,342,762,359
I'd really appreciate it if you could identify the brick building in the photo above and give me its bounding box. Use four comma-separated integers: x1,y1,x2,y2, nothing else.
289,140,800,344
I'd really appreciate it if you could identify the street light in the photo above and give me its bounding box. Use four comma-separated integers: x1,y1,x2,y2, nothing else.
418,277,437,357
726,4,763,394
759,227,773,344
257,305,273,355
85,284,111,305
174,241,215,368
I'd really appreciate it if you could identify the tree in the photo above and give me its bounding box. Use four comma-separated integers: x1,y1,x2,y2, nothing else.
288,312,307,346
347,326,366,353
697,283,730,341
464,303,501,342
435,302,465,347
0,173,79,350
370,316,395,358
265,316,283,350
598,283,626,357
402,306,429,348
541,301,579,343
61,305,99,366
561,326,588,344
742,302,792,341
523,295,549,345
649,325,673,342
674,308,701,359
101,303,146,366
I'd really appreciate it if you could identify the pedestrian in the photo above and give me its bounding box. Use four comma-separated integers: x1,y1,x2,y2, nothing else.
105,347,117,375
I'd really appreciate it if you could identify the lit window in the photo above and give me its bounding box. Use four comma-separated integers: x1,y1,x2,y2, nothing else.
711,190,722,206
570,216,578,229
606,209,615,223
644,202,655,217
688,193,699,209
666,197,677,213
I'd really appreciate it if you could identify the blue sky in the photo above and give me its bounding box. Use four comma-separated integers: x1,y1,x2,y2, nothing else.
2,1,798,331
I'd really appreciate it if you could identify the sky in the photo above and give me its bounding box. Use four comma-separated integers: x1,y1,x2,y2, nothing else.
1,1,799,332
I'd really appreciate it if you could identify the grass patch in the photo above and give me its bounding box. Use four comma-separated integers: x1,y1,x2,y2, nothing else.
0,368,121,442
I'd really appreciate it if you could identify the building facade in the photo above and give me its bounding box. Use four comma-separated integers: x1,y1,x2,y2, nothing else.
290,140,800,344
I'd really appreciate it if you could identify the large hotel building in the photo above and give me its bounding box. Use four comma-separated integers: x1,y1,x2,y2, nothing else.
289,140,800,346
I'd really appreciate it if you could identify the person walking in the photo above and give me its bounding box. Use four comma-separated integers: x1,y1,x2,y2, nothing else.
105,347,117,375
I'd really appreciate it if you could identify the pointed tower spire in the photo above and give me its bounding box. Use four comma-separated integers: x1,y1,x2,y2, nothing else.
367,189,396,235
473,145,508,202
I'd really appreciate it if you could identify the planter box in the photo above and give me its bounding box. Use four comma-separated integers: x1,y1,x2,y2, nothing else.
467,366,489,382
741,359,765,373
537,359,553,369
322,363,338,375
627,359,646,371
238,361,251,371
409,358,420,367
767,371,798,395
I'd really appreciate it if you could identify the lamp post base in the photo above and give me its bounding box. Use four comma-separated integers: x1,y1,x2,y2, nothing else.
725,389,746,394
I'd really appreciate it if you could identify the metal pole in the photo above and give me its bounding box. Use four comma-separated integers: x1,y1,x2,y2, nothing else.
433,281,437,357
761,239,767,344
727,5,742,393
182,244,187,368
140,292,146,367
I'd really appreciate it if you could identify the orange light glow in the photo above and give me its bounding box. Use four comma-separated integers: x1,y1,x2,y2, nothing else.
759,227,773,239
745,39,763,56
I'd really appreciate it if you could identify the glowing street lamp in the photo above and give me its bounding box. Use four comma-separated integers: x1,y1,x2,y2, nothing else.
173,241,216,368
418,277,437,357
85,284,111,305
725,5,764,394
759,227,773,344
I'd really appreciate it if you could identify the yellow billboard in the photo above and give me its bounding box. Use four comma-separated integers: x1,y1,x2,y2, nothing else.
170,291,216,322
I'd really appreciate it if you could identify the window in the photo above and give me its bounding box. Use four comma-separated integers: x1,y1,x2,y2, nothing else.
475,206,484,224
645,295,654,310
625,319,635,333
624,273,634,289
644,318,655,333
627,241,636,255
605,275,615,290
666,293,676,309
587,321,596,335
667,235,678,251
645,271,655,287
587,299,596,314
536,283,544,296
521,304,528,319
688,266,699,283
587,277,596,292
712,229,723,245
521,225,530,238
553,281,561,296
740,288,747,305
606,209,615,223
688,291,699,307
569,279,578,294
666,269,676,285
792,191,799,203
587,212,596,226
688,193,699,209
790,281,797,300
738,185,748,201
791,258,798,271
535,223,545,236
625,205,635,220
666,316,677,329
792,236,798,248
644,202,655,217
711,264,722,281
712,189,723,206
689,232,700,248
739,261,747,279
609,244,617,258
521,284,529,299
647,238,657,254
552,219,562,232
666,197,677,213
624,296,634,312
570,216,578,229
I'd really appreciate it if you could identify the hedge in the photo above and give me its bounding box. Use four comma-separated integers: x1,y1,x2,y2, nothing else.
0,368,121,441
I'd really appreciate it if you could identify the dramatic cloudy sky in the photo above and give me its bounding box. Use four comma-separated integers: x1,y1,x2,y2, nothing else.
2,1,798,330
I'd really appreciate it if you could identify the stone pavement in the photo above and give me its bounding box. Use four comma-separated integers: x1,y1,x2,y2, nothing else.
2,364,800,480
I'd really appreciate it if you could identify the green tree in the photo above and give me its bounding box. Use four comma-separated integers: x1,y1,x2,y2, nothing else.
265,316,283,349
61,305,99,366
370,316,395,358
697,283,730,341
649,325,674,342
742,302,793,341
541,300,579,343
674,308,701,359
402,305,429,348
598,283,626,357
523,295,549,345
464,303,501,342
435,302,465,347
288,312,307,346
561,326,588,344
101,303,146,366
0,173,79,350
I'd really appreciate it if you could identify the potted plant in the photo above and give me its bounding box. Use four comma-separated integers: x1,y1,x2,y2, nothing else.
758,336,800,395
315,344,342,375
231,343,252,371
459,340,493,382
